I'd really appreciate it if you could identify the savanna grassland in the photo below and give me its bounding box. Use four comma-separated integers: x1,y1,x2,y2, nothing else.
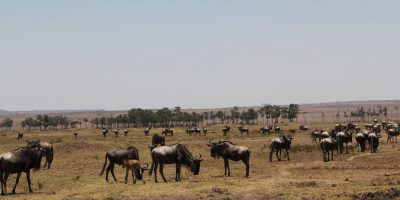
1,123,400,200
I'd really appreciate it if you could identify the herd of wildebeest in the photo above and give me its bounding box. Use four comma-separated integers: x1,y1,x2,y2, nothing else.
0,118,399,195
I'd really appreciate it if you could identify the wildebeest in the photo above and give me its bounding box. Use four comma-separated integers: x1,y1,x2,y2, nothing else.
102,128,108,138
114,129,119,137
222,125,231,136
122,159,148,184
202,128,208,136
259,126,271,135
148,144,202,182
387,128,399,143
274,126,281,134
368,132,380,153
144,127,151,136
100,146,140,182
162,128,173,137
207,140,250,177
17,132,23,140
0,146,45,195
73,132,78,138
336,131,352,154
269,134,293,162
27,139,54,169
320,137,338,162
151,133,165,146
299,125,309,131
124,129,129,137
355,132,367,152
238,127,249,135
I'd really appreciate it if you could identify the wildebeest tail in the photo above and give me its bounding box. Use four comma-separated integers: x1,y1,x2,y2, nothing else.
99,154,108,176
148,151,155,176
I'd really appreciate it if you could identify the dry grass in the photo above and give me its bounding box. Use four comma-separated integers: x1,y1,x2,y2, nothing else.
1,123,400,200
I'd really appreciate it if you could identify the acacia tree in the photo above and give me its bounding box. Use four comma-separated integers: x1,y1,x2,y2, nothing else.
287,104,300,122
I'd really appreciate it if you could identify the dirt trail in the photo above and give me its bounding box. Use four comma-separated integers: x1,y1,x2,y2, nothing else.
347,153,372,161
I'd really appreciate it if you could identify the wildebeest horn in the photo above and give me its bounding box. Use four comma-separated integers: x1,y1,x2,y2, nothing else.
198,154,202,159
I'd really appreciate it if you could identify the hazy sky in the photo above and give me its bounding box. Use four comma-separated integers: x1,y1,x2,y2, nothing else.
1,1,399,110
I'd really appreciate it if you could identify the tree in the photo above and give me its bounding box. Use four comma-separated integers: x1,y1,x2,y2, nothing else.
271,105,282,124
215,111,225,124
2,118,13,131
287,104,300,122
230,106,240,124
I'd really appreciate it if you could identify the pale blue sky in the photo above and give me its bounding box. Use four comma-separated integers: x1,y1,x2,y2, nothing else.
0,1,399,110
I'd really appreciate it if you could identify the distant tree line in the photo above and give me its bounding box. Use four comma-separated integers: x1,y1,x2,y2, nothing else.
20,115,88,131
0,118,13,131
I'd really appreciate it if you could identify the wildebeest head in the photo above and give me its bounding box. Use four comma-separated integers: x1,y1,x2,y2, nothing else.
28,147,46,171
207,140,224,158
135,162,149,180
26,139,40,148
189,154,203,175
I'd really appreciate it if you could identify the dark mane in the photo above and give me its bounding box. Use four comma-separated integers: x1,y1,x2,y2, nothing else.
220,141,235,145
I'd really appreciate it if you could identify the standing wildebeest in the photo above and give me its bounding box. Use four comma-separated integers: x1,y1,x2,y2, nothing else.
222,126,231,136
73,132,78,138
274,126,281,134
202,128,208,136
148,144,202,182
151,133,165,146
368,132,380,153
17,132,23,140
336,131,352,154
162,128,173,137
122,160,148,184
102,128,108,138
320,137,338,162
269,134,294,162
238,127,249,135
207,140,250,177
387,128,399,143
355,132,367,152
144,127,151,136
124,129,129,137
27,139,54,169
259,126,271,135
0,146,45,195
100,146,140,182
114,130,119,137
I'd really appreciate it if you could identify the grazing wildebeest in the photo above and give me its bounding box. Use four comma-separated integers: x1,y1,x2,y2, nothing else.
144,127,151,136
207,140,250,177
17,132,23,140
102,128,108,138
387,128,399,143
202,128,208,136
73,132,78,138
100,146,140,182
299,125,309,131
368,132,380,153
222,126,231,136
320,137,338,162
148,144,202,182
151,133,165,146
162,128,173,137
27,139,54,169
336,131,352,154
0,146,45,195
114,130,119,137
259,126,271,135
274,126,281,134
122,159,148,184
238,127,249,135
124,129,129,137
269,134,293,162
355,132,367,152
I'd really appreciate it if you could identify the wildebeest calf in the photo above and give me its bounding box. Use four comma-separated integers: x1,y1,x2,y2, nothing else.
100,146,140,182
122,159,148,184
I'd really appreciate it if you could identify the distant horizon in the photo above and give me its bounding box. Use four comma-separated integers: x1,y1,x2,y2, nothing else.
1,99,399,113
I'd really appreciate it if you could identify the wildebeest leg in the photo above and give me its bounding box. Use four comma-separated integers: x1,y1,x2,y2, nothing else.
43,157,48,168
276,150,280,161
0,171,3,195
3,172,9,195
175,162,181,182
285,149,290,161
331,149,333,161
110,165,117,182
11,172,21,194
159,164,167,182
269,148,274,162
153,163,159,183
224,159,231,176
242,158,250,177
124,169,129,184
346,142,349,154
26,171,33,193
133,170,136,184
105,163,112,182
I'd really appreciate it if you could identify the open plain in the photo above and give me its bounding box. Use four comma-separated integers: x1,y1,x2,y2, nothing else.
1,123,400,200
